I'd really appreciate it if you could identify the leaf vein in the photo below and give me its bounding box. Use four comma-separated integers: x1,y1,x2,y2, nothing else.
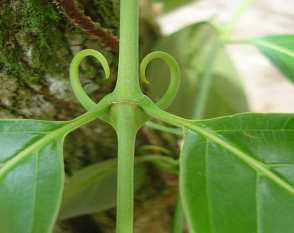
183,124,294,195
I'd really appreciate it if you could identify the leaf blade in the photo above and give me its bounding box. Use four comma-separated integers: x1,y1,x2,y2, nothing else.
252,35,294,82
180,113,294,233
0,119,67,233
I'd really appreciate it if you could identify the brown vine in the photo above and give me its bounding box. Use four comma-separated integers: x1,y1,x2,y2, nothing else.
55,0,119,53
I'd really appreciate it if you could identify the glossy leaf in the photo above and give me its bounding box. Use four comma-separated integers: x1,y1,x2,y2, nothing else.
252,35,294,82
181,113,294,233
148,22,248,119
0,119,67,233
59,155,178,219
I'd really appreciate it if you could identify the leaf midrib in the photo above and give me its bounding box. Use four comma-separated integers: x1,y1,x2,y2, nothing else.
31,151,39,233
213,129,294,133
256,175,262,233
0,108,103,179
255,39,294,58
0,125,65,179
205,139,215,233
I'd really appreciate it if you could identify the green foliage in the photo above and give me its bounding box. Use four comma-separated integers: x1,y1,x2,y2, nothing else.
0,120,66,233
59,155,177,219
180,113,294,233
59,159,145,219
0,102,109,232
252,35,294,82
148,22,248,118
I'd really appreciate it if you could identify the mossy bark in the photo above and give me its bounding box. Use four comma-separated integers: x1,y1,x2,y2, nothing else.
0,1,178,232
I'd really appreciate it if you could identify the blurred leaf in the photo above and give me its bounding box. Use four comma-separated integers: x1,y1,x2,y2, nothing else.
152,0,193,13
252,35,294,82
180,113,294,233
205,73,248,118
59,159,145,220
59,155,178,219
0,119,66,233
148,22,248,119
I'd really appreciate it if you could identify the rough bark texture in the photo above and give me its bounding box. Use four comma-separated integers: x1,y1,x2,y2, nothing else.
0,1,178,232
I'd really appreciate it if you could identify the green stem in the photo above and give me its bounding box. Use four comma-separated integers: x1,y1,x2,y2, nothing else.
113,104,140,233
171,195,184,233
114,0,141,99
145,121,183,136
139,145,171,155
110,1,145,232
136,154,179,174
193,41,220,119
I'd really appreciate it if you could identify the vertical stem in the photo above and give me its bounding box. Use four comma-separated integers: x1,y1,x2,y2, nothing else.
112,1,142,231
171,195,184,233
193,41,220,119
171,40,220,233
114,0,141,98
114,105,139,233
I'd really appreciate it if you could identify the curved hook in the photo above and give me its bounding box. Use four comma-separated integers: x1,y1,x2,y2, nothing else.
70,49,110,111
140,51,181,110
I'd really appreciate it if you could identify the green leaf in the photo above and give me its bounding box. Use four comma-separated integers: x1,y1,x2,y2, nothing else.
0,119,66,233
59,155,178,219
148,22,248,119
59,159,145,219
180,113,294,233
252,35,294,82
59,159,118,220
